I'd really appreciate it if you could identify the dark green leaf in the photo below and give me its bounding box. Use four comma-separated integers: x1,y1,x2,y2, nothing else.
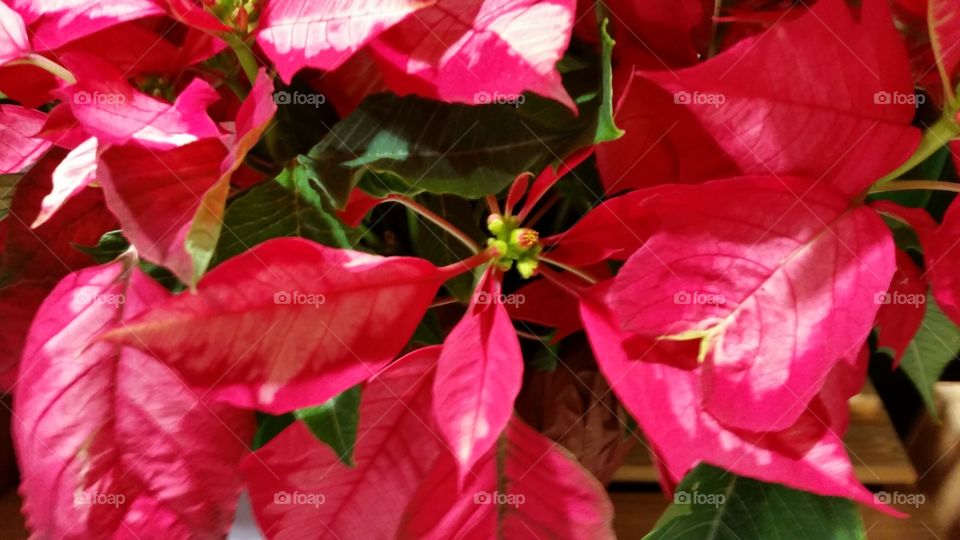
900,295,960,417
294,385,362,466
253,412,295,450
645,464,865,539
74,230,130,263
214,166,358,265
300,93,593,207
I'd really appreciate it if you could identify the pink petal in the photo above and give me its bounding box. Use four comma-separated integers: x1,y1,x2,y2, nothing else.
0,105,51,173
14,262,254,538
597,0,920,196
243,347,443,538
256,0,427,83
505,278,581,341
98,138,229,285
433,269,523,476
32,136,97,227
0,1,28,64
101,238,451,413
55,54,220,150
369,0,577,110
929,196,960,325
399,416,616,539
610,176,895,432
580,286,894,514
12,0,164,50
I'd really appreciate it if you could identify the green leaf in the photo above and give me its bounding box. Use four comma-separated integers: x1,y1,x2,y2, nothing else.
900,296,960,417
73,230,131,263
645,464,865,539
0,174,19,221
294,385,362,466
252,412,295,450
213,166,357,265
300,88,602,207
595,18,624,144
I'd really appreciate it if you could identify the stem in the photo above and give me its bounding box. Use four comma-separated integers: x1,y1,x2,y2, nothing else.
522,193,561,228
429,297,460,308
539,256,600,285
874,114,960,186
222,32,259,86
516,330,549,341
869,179,960,194
11,53,76,84
486,195,501,216
386,195,480,252
438,248,498,279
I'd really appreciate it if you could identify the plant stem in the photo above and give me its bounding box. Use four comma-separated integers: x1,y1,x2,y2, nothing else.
11,53,76,84
386,195,480,252
486,195,501,216
438,248,498,279
869,179,960,195
874,114,960,185
222,32,259,86
429,297,460,308
539,256,600,285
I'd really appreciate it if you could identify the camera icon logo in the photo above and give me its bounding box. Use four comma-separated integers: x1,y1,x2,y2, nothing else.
874,291,891,305
274,491,291,505
674,490,691,504
473,491,490,504
74,90,91,105
674,291,691,304
273,90,292,105
874,91,891,104
274,291,292,304
474,91,491,104
674,91,691,105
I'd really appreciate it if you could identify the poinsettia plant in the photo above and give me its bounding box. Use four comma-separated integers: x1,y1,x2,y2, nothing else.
1,0,960,537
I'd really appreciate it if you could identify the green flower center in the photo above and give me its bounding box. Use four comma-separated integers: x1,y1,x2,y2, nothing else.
486,214,541,278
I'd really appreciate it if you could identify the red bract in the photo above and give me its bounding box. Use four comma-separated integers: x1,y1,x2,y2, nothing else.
369,0,577,110
243,347,444,538
400,415,616,539
3,0,957,535
433,269,523,476
14,262,253,538
580,285,891,513
256,0,426,83
101,238,457,413
0,105,49,173
609,176,895,432
10,0,164,50
597,0,920,194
